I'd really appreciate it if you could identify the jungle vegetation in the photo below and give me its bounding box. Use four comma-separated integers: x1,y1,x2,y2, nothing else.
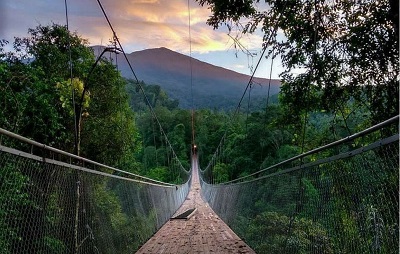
0,0,398,249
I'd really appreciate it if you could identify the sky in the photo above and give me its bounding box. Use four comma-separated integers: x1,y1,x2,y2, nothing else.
0,0,285,79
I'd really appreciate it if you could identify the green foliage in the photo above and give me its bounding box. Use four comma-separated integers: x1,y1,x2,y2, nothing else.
1,23,139,166
197,0,255,29
93,180,135,253
299,178,320,218
0,163,30,254
213,163,229,183
56,78,89,116
79,60,140,167
169,123,187,159
142,146,158,170
127,81,179,112
0,23,144,253
146,167,169,182
194,109,229,168
197,106,301,180
132,86,192,183
25,23,94,82
242,211,332,254
43,236,66,254
0,12,397,254
0,57,69,148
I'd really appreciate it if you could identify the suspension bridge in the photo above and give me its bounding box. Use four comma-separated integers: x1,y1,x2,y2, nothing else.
0,114,398,253
1,0,399,253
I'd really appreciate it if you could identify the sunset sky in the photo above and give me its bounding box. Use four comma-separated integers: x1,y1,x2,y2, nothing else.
0,0,284,79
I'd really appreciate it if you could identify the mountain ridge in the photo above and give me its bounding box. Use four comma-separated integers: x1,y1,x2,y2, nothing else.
93,46,281,109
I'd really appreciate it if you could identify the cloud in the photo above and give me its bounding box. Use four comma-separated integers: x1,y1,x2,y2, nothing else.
2,0,265,57
133,0,159,3
60,0,238,54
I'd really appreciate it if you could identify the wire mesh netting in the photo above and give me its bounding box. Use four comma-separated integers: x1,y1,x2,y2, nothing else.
201,118,399,253
0,131,190,254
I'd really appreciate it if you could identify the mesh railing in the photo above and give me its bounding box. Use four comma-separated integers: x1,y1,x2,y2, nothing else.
201,116,399,253
0,129,190,254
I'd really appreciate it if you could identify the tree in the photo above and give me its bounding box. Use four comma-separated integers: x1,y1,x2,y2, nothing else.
22,23,93,83
2,24,140,167
213,162,229,183
79,58,140,167
0,24,142,253
197,0,399,125
0,41,69,149
1,24,95,152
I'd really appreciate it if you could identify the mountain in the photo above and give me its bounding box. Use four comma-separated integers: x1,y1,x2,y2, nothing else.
93,46,281,110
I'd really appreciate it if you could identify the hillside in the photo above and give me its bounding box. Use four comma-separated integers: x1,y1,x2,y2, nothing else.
93,46,281,109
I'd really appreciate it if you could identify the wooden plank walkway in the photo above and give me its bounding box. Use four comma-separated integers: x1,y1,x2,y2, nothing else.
136,156,255,254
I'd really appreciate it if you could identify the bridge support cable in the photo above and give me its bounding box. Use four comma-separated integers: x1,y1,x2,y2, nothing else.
286,0,321,243
265,46,275,110
0,128,190,253
187,0,196,149
201,1,290,186
94,0,189,177
199,116,399,253
63,0,79,156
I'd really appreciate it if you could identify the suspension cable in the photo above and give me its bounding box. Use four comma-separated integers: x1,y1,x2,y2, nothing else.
188,0,195,148
245,82,252,134
233,41,268,117
265,44,276,109
287,2,320,241
204,7,286,176
95,0,187,172
64,0,78,155
300,0,319,155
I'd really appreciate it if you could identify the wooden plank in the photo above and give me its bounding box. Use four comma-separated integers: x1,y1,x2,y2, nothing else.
135,158,255,254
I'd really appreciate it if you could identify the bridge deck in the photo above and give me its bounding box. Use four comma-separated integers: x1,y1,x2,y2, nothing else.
136,157,255,254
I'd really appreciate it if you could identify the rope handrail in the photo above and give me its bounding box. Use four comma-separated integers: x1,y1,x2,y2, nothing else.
200,134,398,187
219,114,399,184
0,128,175,186
200,119,398,254
0,131,191,253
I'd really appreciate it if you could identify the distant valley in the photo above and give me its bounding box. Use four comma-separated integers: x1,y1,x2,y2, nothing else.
93,46,281,110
